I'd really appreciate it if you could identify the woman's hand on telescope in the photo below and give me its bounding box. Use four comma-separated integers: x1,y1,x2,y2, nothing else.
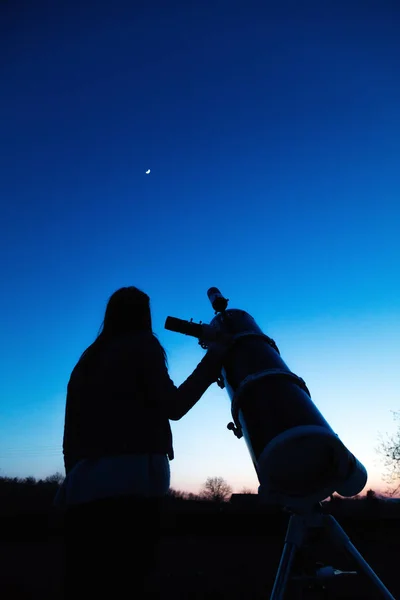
205,333,235,360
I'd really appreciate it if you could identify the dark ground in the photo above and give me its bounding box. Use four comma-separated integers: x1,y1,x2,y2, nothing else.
0,511,398,599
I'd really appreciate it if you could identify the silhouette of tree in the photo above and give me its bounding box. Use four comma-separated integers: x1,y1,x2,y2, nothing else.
24,476,36,485
168,488,187,499
201,476,232,502
186,492,201,501
366,489,378,501
376,410,400,495
44,472,65,485
239,487,255,494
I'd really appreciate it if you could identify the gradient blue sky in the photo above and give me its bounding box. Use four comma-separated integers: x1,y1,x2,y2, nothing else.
1,1,399,494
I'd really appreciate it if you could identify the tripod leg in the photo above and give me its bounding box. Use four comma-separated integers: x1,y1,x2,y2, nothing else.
325,515,396,600
270,541,297,600
270,515,306,600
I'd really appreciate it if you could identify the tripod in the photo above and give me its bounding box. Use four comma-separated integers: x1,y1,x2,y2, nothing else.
270,503,396,599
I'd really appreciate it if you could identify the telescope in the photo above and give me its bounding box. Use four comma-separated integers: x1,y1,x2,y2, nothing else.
166,287,366,507
165,288,395,599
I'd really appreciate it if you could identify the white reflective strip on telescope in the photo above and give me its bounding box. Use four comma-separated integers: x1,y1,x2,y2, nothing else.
257,425,356,507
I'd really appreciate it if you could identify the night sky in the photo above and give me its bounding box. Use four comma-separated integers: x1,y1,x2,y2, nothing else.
1,1,399,494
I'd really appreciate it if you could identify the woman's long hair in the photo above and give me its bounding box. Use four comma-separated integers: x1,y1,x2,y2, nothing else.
78,286,167,365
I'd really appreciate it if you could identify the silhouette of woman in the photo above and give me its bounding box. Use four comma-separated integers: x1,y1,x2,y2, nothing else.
56,286,230,599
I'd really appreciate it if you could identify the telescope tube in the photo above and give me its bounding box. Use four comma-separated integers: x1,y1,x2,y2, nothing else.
208,303,367,507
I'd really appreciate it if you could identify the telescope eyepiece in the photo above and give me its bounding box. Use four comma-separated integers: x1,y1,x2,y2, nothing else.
207,287,229,313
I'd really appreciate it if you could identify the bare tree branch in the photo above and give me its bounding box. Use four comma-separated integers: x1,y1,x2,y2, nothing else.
201,476,232,502
376,411,400,494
